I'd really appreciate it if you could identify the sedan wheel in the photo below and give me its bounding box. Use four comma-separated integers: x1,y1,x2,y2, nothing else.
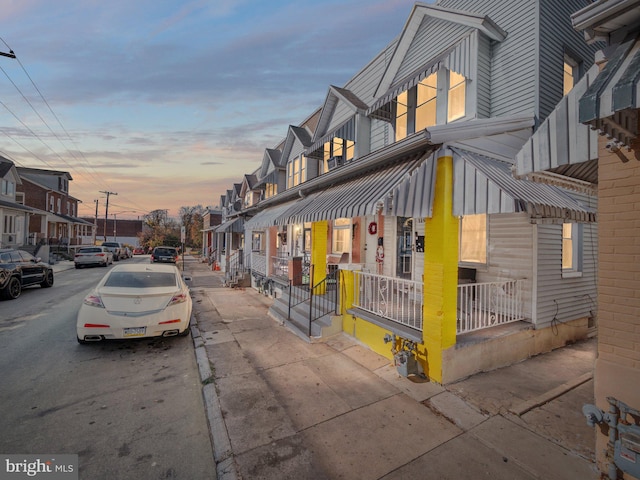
2,276,21,300
40,270,54,288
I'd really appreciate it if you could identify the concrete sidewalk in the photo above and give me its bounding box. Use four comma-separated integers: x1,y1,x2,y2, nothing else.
184,255,598,480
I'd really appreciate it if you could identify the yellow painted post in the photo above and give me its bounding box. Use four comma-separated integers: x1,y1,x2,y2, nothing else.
311,221,328,289
422,150,458,383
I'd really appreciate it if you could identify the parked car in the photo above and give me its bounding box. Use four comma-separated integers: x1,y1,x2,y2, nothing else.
150,246,179,264
76,263,192,343
102,241,124,261
74,246,113,268
0,248,54,300
133,247,145,255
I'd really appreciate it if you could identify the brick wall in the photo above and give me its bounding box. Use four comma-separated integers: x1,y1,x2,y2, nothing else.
597,133,640,369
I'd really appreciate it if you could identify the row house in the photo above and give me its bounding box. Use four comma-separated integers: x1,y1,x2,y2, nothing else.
201,207,222,260
514,0,640,476
16,167,94,253
215,0,601,384
0,157,34,248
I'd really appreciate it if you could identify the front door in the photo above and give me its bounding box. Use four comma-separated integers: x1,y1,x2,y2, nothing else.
396,217,412,279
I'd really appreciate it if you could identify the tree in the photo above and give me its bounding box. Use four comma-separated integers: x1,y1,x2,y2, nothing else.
178,205,204,248
139,209,180,249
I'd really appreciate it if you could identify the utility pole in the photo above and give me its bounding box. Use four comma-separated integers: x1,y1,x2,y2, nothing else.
99,191,117,242
93,199,99,245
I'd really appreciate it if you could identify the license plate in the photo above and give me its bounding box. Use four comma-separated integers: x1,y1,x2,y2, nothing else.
124,327,146,337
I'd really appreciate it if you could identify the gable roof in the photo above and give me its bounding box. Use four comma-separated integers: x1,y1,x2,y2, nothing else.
373,3,505,101
280,125,313,165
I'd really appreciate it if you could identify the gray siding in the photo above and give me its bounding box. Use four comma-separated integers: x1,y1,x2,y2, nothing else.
394,17,472,84
535,216,597,328
438,0,539,119
476,32,492,119
475,213,534,320
538,0,599,121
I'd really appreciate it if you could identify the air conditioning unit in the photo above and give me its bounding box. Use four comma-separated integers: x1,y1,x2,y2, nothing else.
327,156,344,170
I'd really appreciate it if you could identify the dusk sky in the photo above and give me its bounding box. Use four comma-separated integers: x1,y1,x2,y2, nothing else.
0,0,422,220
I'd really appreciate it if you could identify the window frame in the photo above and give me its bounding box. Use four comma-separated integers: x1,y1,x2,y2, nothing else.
331,218,351,255
562,222,583,278
458,214,487,266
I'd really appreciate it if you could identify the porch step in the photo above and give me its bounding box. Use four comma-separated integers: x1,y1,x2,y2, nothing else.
268,295,340,342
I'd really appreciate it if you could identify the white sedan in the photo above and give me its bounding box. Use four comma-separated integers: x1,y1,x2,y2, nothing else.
77,263,192,344
74,246,114,268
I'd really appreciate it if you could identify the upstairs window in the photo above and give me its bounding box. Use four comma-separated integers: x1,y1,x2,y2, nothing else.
322,137,355,173
265,183,277,199
394,70,467,141
287,155,307,188
447,71,466,122
563,56,578,95
395,90,409,142
1,179,15,196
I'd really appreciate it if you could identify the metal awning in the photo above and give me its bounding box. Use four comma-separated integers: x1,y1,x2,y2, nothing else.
579,32,640,146
215,217,244,233
367,34,474,119
244,201,300,230
275,152,435,225
453,148,597,222
305,117,356,159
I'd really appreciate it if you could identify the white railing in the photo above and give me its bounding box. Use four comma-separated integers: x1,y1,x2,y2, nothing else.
271,255,289,279
353,271,423,331
252,252,267,276
457,279,525,334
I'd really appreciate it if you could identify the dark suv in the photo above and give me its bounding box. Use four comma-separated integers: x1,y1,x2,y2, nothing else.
150,246,179,264
0,248,54,300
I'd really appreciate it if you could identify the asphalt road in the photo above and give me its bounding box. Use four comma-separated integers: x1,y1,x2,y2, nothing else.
0,256,216,480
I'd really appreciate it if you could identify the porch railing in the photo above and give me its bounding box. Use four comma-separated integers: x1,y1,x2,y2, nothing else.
352,271,525,336
252,252,267,276
288,265,339,337
226,249,250,285
457,279,525,334
353,271,423,331
271,255,289,279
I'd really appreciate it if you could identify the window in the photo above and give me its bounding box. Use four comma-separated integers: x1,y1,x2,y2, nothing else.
287,155,307,188
49,196,54,212
459,214,486,264
395,90,409,142
265,183,277,199
562,223,582,275
332,218,351,253
416,73,437,130
563,56,578,96
1,179,15,196
251,232,264,252
447,71,466,122
322,137,354,172
4,214,15,234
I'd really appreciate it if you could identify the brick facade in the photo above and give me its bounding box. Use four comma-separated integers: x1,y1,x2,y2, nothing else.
594,125,640,471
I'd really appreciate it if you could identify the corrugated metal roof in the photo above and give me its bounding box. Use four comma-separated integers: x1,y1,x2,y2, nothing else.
244,201,299,230
276,153,432,224
453,148,597,222
215,217,244,233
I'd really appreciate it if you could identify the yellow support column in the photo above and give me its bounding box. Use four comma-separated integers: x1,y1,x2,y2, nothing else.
422,150,458,383
311,221,328,287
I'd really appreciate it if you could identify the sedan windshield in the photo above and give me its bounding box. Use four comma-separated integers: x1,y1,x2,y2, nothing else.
104,271,177,288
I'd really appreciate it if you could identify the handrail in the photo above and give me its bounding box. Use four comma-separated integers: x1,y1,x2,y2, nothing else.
287,265,339,337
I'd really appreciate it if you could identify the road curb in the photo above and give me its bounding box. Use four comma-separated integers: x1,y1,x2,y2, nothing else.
190,321,239,480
